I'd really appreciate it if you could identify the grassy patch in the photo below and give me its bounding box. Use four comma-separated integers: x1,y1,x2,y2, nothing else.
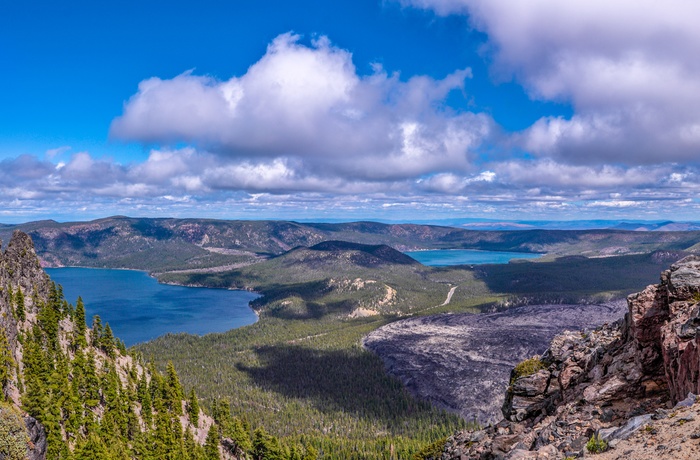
511,357,546,383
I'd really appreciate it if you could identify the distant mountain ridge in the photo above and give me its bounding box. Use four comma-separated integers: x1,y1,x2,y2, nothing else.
3,216,700,272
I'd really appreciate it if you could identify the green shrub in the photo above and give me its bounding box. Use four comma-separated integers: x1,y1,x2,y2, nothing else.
586,433,608,454
511,356,546,383
412,437,448,460
0,402,29,460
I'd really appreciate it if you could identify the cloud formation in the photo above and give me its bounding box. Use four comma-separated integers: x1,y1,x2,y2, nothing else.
111,33,491,181
6,23,700,223
404,0,700,165
3,146,700,222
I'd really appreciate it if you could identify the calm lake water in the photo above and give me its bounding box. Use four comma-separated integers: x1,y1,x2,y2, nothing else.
46,268,259,346
404,249,541,266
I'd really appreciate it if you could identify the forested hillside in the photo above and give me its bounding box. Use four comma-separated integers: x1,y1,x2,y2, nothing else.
0,231,318,459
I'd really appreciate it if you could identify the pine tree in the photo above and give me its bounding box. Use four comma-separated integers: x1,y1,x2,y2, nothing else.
204,424,220,460
153,407,177,460
74,432,110,460
13,288,25,322
83,351,101,407
91,315,103,348
138,373,153,428
227,417,252,455
213,398,231,430
302,444,319,460
253,427,285,460
102,323,116,358
116,338,127,355
183,427,204,460
66,376,83,439
21,326,50,419
130,430,155,460
100,363,124,439
165,361,184,415
187,388,200,426
74,297,87,348
0,327,15,398
44,394,69,459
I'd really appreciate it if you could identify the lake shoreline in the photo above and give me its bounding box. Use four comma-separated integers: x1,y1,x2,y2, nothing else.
46,267,260,346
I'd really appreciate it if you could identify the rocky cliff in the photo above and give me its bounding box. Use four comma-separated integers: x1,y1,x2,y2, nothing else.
441,255,700,459
0,231,51,459
0,231,234,459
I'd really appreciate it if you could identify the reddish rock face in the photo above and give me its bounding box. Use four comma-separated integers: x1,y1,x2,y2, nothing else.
657,256,700,401
444,255,700,459
628,284,667,348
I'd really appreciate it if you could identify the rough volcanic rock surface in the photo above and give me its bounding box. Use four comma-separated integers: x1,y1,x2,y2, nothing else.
591,396,700,460
363,301,627,423
438,255,700,459
25,415,47,460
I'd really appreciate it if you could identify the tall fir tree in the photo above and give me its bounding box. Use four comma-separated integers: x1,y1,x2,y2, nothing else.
91,315,103,348
204,424,220,460
74,432,110,460
74,297,87,348
13,288,25,322
102,323,116,358
253,427,285,460
0,327,15,398
187,387,200,426
165,361,184,415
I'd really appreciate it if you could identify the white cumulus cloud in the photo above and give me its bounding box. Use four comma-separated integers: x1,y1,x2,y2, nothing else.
403,0,700,165
111,32,491,182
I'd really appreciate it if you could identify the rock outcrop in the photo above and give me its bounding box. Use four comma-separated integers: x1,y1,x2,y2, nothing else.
441,255,700,459
24,415,47,460
0,231,50,459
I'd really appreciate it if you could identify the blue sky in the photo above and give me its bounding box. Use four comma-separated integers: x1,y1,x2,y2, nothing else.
2,0,699,223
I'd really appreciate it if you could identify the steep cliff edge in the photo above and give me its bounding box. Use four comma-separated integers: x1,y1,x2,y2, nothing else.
0,231,53,459
0,231,247,459
441,255,700,459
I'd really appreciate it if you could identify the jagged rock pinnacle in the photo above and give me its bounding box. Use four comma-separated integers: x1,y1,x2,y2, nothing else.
0,230,51,301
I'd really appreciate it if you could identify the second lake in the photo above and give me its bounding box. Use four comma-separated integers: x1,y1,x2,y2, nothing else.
404,249,541,266
46,267,259,347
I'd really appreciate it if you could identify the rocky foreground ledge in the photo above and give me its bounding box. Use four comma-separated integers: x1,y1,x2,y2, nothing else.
441,255,700,459
363,302,627,424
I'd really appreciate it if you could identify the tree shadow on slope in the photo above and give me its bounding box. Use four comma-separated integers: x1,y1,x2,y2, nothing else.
237,343,448,430
251,280,360,320
476,252,683,297
265,299,356,320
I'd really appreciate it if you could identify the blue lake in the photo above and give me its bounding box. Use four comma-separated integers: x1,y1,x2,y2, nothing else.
46,268,259,346
404,249,541,266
